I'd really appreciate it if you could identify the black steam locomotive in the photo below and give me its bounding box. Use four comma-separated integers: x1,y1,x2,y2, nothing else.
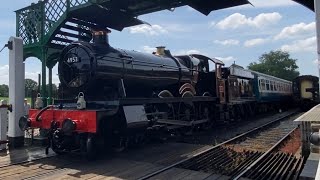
25,30,292,158
58,31,214,100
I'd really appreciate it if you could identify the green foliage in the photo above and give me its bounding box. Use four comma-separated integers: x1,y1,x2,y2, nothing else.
0,84,9,97
46,84,58,98
46,84,58,92
25,78,38,97
248,50,300,81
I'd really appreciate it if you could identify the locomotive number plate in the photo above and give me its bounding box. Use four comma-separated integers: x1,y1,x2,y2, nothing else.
67,57,80,63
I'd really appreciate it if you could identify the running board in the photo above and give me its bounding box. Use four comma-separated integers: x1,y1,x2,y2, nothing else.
157,119,209,126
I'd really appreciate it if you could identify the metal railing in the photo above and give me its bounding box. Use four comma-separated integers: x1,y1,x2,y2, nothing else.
16,0,90,46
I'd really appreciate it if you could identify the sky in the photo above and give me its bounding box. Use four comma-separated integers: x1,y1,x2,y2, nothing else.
0,0,317,85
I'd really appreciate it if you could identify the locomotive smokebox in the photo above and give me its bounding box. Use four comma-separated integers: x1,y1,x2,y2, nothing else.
92,29,111,45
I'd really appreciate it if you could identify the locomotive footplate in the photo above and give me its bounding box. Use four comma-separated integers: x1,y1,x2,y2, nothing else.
156,119,209,126
54,97,217,109
119,96,218,105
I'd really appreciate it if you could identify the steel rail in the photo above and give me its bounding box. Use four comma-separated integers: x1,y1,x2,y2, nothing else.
137,111,298,180
233,126,298,180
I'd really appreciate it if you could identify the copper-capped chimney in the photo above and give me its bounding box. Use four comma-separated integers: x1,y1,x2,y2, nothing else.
92,29,111,45
156,46,166,56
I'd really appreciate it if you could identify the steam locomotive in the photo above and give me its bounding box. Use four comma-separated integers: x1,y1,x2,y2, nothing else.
21,30,293,158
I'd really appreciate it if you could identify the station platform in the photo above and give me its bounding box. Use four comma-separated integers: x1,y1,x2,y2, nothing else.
0,142,214,179
295,104,320,180
0,145,54,167
294,104,320,122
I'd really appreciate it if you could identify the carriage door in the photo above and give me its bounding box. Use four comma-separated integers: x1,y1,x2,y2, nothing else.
216,64,226,104
227,77,238,102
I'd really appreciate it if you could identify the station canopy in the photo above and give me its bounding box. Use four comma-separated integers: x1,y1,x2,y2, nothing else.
65,0,252,31
16,0,252,58
292,0,314,11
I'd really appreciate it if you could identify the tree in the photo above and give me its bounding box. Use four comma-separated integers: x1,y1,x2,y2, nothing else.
0,84,9,97
46,84,58,98
248,50,299,81
25,79,38,97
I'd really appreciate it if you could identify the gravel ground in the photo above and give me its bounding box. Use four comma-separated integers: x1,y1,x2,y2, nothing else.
278,129,301,155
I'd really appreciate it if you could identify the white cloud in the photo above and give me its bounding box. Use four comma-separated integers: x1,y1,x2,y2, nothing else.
129,24,168,36
313,59,319,64
186,50,201,54
249,0,297,7
174,49,201,55
281,36,316,53
209,21,216,28
142,46,155,53
25,71,60,85
214,56,235,62
0,65,9,85
274,22,315,40
25,71,40,82
142,47,201,56
216,12,282,30
214,39,239,46
244,38,269,47
0,65,40,85
0,65,9,76
0,64,60,85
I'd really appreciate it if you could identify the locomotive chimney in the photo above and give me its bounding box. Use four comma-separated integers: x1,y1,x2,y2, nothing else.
92,29,111,45
156,46,166,56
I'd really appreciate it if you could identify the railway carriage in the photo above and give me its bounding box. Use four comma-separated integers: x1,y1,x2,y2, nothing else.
292,75,319,111
253,72,292,103
217,65,292,121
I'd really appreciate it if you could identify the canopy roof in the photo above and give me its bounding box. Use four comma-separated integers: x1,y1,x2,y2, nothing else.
292,0,314,11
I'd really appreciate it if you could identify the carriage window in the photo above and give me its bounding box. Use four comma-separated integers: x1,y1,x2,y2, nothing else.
261,79,266,91
270,81,274,91
266,80,270,91
177,57,191,69
208,60,215,72
198,61,207,72
259,80,261,90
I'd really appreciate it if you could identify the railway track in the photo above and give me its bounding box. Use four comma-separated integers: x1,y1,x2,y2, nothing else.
139,111,303,180
0,110,302,179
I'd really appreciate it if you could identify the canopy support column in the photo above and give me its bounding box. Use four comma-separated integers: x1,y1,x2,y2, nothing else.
315,0,320,88
41,48,47,106
48,67,53,105
8,37,25,148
